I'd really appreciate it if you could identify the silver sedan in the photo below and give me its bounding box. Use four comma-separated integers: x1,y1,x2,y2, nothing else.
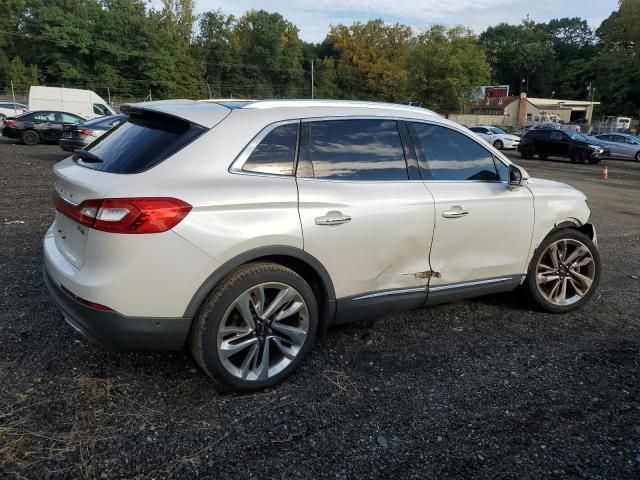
588,133,640,161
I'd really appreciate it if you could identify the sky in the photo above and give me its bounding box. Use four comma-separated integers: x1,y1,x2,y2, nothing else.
193,0,620,42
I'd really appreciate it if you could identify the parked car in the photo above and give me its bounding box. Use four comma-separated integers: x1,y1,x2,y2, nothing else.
0,102,28,122
60,114,127,152
468,125,520,150
518,128,610,164
588,133,640,162
2,110,85,145
44,100,600,392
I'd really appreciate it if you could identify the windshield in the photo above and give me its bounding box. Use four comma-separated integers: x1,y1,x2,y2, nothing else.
489,127,506,135
565,130,588,141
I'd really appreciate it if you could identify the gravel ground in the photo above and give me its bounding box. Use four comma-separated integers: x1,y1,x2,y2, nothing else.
1,138,639,479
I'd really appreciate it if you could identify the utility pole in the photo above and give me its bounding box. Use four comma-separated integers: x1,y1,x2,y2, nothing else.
311,59,314,99
107,87,111,105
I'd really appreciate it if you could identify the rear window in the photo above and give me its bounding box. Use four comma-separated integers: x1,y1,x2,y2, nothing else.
78,111,206,174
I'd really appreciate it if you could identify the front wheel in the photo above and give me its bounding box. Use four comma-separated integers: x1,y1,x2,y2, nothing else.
190,263,318,392
635,151,640,162
525,229,600,313
570,150,586,164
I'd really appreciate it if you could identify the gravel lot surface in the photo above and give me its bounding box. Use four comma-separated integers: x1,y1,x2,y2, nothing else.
1,138,639,479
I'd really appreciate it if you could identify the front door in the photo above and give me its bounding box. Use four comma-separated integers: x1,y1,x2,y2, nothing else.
406,121,534,302
296,118,435,322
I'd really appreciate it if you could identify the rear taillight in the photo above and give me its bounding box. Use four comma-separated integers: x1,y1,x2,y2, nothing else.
4,119,16,126
61,284,112,311
76,129,95,136
53,195,191,234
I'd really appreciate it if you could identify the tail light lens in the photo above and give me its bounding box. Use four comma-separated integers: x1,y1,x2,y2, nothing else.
75,129,95,136
4,119,16,126
53,195,192,234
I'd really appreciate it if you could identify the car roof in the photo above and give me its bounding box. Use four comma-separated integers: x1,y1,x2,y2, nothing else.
125,99,441,128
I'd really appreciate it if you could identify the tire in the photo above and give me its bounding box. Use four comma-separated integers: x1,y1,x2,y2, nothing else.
635,151,640,162
570,150,585,164
587,157,601,165
21,130,40,146
539,154,548,160
190,262,318,392
493,140,504,150
520,146,534,159
525,228,600,313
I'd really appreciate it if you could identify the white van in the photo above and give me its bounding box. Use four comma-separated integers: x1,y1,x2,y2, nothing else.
616,117,631,131
28,86,116,119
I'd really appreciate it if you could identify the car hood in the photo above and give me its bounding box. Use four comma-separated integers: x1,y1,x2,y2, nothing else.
501,134,521,141
527,177,586,199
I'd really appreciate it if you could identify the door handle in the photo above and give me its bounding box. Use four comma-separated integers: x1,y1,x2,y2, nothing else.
442,209,469,219
315,211,351,226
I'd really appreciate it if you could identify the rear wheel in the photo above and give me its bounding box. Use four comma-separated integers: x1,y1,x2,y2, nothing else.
190,263,318,392
21,130,40,146
520,146,535,159
635,151,640,162
493,140,504,150
525,229,600,313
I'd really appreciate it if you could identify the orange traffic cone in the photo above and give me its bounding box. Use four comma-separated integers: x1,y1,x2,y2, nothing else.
601,165,608,180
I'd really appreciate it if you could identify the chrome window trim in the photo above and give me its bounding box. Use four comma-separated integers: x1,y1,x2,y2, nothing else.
428,277,514,292
352,287,426,301
228,119,300,177
229,114,511,180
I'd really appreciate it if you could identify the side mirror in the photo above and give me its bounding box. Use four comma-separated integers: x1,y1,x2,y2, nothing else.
508,164,528,189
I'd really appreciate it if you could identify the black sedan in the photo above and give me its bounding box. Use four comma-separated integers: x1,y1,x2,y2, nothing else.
60,114,127,152
1,110,85,145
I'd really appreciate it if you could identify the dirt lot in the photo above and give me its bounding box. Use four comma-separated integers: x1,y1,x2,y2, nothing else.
1,138,639,479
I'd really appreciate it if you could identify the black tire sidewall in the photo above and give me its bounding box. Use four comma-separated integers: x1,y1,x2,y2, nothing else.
494,140,503,150
526,229,601,313
22,130,39,145
194,264,318,392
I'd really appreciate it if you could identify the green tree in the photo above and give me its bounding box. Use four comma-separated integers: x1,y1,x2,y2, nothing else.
408,25,491,112
479,20,554,96
5,56,39,93
329,19,412,101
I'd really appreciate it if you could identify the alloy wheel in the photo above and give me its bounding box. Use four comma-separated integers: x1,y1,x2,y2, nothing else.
535,239,596,306
216,282,309,381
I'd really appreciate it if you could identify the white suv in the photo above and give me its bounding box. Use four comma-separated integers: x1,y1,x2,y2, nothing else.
44,100,600,391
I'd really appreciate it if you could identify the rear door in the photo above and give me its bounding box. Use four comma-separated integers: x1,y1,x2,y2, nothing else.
407,121,534,299
296,118,435,321
32,111,57,139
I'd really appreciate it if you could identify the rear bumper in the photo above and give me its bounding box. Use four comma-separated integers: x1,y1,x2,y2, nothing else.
43,264,192,351
60,138,89,152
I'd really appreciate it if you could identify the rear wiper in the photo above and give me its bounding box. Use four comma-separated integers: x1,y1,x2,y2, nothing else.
72,149,103,163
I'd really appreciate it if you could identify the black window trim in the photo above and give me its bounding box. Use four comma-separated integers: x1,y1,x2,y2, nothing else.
406,119,509,184
229,119,301,178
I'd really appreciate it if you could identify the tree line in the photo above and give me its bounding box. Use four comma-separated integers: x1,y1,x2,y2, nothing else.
1,0,639,115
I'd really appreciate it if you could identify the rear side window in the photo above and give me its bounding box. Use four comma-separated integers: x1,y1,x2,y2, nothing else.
79,111,206,174
408,122,499,181
299,119,408,181
33,112,56,122
241,123,298,175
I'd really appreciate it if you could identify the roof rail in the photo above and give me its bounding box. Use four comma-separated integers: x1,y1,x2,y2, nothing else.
241,99,439,116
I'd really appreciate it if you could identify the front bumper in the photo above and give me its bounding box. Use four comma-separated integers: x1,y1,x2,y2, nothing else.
43,265,192,351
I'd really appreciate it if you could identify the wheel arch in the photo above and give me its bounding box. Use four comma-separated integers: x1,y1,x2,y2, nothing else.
184,246,336,335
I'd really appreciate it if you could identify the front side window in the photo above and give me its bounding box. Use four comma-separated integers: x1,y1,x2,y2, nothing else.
550,131,565,141
93,104,110,116
300,119,408,181
241,123,298,176
61,113,83,124
409,122,500,181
